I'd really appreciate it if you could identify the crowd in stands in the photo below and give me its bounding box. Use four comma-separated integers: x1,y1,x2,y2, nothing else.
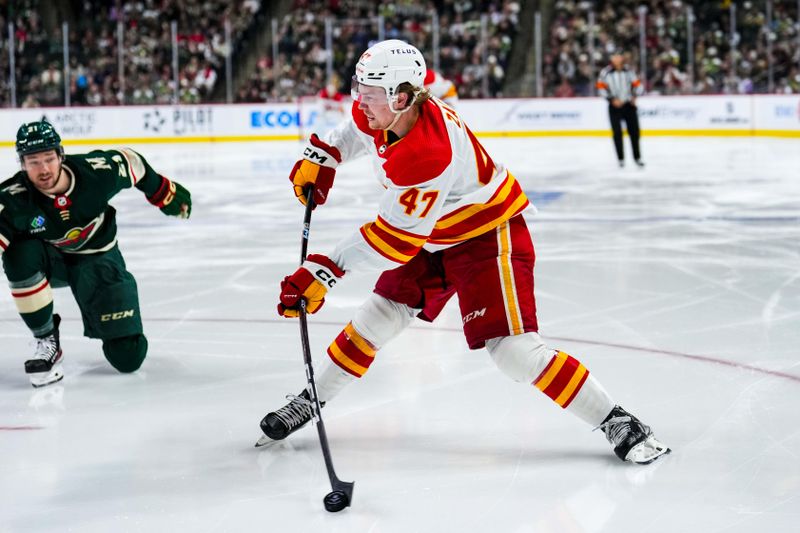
3,0,260,108
235,0,521,103
1,0,51,108
0,8,11,107
546,0,800,97
3,0,799,108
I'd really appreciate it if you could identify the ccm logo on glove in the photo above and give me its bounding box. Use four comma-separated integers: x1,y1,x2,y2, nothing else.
304,147,334,165
278,254,345,317
290,134,342,208
315,268,337,288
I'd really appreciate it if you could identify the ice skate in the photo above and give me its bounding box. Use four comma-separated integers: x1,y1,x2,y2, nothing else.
255,389,324,448
597,405,670,464
25,314,64,388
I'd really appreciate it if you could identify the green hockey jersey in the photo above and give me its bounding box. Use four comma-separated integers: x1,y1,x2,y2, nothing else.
0,148,164,256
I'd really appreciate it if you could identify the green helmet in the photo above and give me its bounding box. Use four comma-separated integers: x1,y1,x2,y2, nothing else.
15,120,63,159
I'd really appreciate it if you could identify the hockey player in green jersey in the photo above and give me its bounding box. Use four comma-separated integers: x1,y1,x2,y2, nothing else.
0,120,191,387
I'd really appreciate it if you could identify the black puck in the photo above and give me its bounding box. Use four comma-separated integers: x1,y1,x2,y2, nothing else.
323,490,349,512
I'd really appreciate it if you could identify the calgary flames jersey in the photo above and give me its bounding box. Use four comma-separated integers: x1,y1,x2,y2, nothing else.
323,99,530,273
0,149,163,257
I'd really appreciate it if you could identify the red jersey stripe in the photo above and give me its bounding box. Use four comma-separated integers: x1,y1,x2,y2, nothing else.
359,225,408,264
428,194,529,245
375,215,427,242
361,222,425,264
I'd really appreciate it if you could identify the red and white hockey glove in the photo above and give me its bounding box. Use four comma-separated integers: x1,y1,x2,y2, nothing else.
147,175,192,219
278,254,345,317
289,134,342,208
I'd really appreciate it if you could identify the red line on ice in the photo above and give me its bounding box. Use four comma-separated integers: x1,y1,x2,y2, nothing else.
3,316,798,384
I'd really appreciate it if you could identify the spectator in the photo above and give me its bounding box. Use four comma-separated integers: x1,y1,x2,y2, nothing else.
4,0,263,107
554,76,575,97
545,0,798,96
21,93,41,108
237,0,521,102
3,0,797,107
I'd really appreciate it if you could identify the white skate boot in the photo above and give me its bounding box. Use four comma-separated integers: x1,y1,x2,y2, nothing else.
25,314,64,388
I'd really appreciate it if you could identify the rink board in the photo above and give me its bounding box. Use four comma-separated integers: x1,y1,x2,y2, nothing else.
0,95,798,147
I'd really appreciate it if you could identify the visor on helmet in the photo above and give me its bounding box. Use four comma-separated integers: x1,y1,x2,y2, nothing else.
350,76,391,105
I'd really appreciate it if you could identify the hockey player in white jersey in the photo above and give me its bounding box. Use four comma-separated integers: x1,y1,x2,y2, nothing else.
257,39,670,465
424,68,459,106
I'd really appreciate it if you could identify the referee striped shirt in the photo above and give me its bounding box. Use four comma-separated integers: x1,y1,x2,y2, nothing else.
597,66,643,102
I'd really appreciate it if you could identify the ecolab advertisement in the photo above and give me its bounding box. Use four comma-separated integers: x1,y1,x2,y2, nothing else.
0,96,797,145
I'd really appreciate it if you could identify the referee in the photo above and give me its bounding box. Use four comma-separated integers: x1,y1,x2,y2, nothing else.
597,53,644,167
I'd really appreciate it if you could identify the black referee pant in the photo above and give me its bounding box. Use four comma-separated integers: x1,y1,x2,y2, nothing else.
608,102,641,162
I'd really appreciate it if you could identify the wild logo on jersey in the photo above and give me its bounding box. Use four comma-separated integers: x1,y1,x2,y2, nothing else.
47,215,103,251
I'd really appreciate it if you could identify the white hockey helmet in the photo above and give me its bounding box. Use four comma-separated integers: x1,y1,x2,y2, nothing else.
352,39,426,110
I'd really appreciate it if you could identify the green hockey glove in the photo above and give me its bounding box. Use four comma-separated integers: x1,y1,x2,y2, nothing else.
147,176,191,219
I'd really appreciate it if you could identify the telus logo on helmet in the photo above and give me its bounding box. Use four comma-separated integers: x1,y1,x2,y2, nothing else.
389,48,417,55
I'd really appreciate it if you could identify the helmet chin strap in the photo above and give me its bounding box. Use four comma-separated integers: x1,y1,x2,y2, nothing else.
383,92,418,132
383,110,405,132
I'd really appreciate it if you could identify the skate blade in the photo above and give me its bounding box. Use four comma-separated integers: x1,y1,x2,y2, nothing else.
29,365,64,388
625,436,671,464
254,434,280,448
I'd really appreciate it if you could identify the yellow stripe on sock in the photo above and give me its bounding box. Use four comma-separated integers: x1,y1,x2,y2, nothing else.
328,341,368,376
554,364,587,407
535,352,567,392
343,323,377,357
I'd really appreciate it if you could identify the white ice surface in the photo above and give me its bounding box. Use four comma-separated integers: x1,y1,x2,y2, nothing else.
1,136,799,532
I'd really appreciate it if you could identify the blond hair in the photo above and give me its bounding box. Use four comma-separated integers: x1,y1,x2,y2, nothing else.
396,82,431,109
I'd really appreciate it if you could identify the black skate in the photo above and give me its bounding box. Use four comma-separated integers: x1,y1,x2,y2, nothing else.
255,389,325,448
25,314,64,388
597,405,670,464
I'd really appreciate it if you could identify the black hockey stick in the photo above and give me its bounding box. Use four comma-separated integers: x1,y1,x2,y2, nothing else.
298,187,355,512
